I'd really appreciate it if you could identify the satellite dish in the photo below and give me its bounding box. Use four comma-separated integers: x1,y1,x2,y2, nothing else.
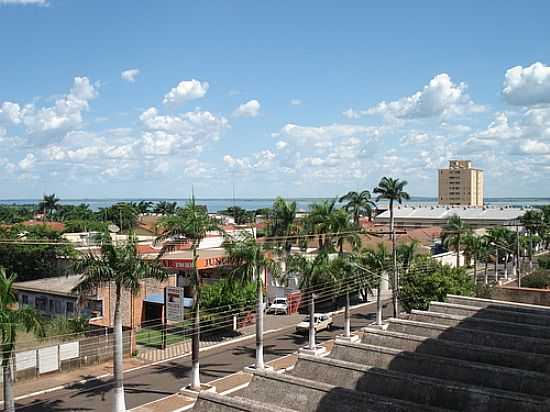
108,224,120,233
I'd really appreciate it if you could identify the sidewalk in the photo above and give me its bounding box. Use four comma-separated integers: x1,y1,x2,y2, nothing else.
3,357,145,403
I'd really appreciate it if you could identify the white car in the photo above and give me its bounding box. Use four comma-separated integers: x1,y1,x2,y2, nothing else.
296,313,333,333
266,297,288,315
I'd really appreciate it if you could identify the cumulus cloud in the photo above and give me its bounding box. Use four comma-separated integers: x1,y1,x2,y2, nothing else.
140,107,228,155
275,141,288,150
163,79,209,105
233,99,261,117
503,62,550,106
290,99,302,105
279,123,382,146
2,77,98,135
18,153,36,171
0,102,26,124
400,132,431,145
519,140,550,154
367,73,484,119
342,108,361,119
121,68,140,83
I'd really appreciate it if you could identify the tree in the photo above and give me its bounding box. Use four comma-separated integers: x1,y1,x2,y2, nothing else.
303,199,338,251
153,201,177,215
463,234,484,284
38,193,60,221
98,203,139,231
442,215,470,268
58,203,95,222
0,224,73,282
330,208,361,255
218,206,253,225
224,233,281,369
0,268,45,412
361,244,391,325
136,201,154,214
268,197,298,258
400,256,475,312
396,240,419,274
339,190,376,227
373,177,410,318
155,200,222,390
286,253,333,349
521,210,545,268
75,233,167,412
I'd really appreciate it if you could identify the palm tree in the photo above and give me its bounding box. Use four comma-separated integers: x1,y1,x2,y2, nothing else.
361,244,391,325
442,215,470,268
0,268,45,412
269,197,298,265
330,208,361,255
304,199,337,251
136,201,153,214
155,199,222,390
521,210,544,269
464,234,483,284
74,234,167,411
286,253,333,350
373,177,410,318
396,240,419,274
38,193,60,221
153,201,177,215
224,233,281,369
339,190,376,227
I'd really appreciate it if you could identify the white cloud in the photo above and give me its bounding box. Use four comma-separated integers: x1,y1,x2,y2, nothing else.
342,108,361,119
18,153,36,171
233,99,261,118
400,132,431,145
0,102,28,124
367,73,484,119
163,79,209,105
279,123,382,146
519,140,550,154
12,76,98,134
0,0,47,5
290,99,302,105
275,141,288,150
121,68,140,83
140,107,228,155
503,62,550,106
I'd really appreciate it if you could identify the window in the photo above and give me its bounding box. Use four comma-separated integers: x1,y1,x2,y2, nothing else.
49,299,55,313
86,299,103,317
35,296,47,312
22,295,29,305
66,301,75,314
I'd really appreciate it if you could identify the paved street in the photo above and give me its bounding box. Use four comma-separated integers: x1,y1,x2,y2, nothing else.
14,299,392,412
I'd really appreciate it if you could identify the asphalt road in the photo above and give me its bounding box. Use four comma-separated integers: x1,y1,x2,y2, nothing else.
14,299,393,412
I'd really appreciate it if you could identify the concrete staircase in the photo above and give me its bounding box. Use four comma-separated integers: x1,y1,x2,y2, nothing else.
192,295,550,411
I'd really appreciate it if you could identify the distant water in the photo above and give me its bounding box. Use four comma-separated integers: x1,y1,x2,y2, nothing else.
1,197,549,212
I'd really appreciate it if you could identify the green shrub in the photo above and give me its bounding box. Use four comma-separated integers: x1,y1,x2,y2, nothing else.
538,256,550,270
522,271,550,289
400,256,475,312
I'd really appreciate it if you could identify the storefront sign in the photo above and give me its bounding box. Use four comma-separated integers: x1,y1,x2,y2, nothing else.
164,286,184,322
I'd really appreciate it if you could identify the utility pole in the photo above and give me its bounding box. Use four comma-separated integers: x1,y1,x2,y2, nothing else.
516,224,521,288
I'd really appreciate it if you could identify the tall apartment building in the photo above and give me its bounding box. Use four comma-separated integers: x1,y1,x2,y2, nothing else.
438,160,484,206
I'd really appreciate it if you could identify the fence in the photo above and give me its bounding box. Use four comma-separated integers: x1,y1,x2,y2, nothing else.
2,329,132,383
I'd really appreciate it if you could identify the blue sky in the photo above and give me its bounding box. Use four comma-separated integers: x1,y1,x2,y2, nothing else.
1,1,550,199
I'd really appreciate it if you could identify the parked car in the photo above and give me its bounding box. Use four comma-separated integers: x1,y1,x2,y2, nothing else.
295,313,333,333
266,297,288,315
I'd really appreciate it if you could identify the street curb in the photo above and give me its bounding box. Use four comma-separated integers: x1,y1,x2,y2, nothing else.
10,300,378,403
